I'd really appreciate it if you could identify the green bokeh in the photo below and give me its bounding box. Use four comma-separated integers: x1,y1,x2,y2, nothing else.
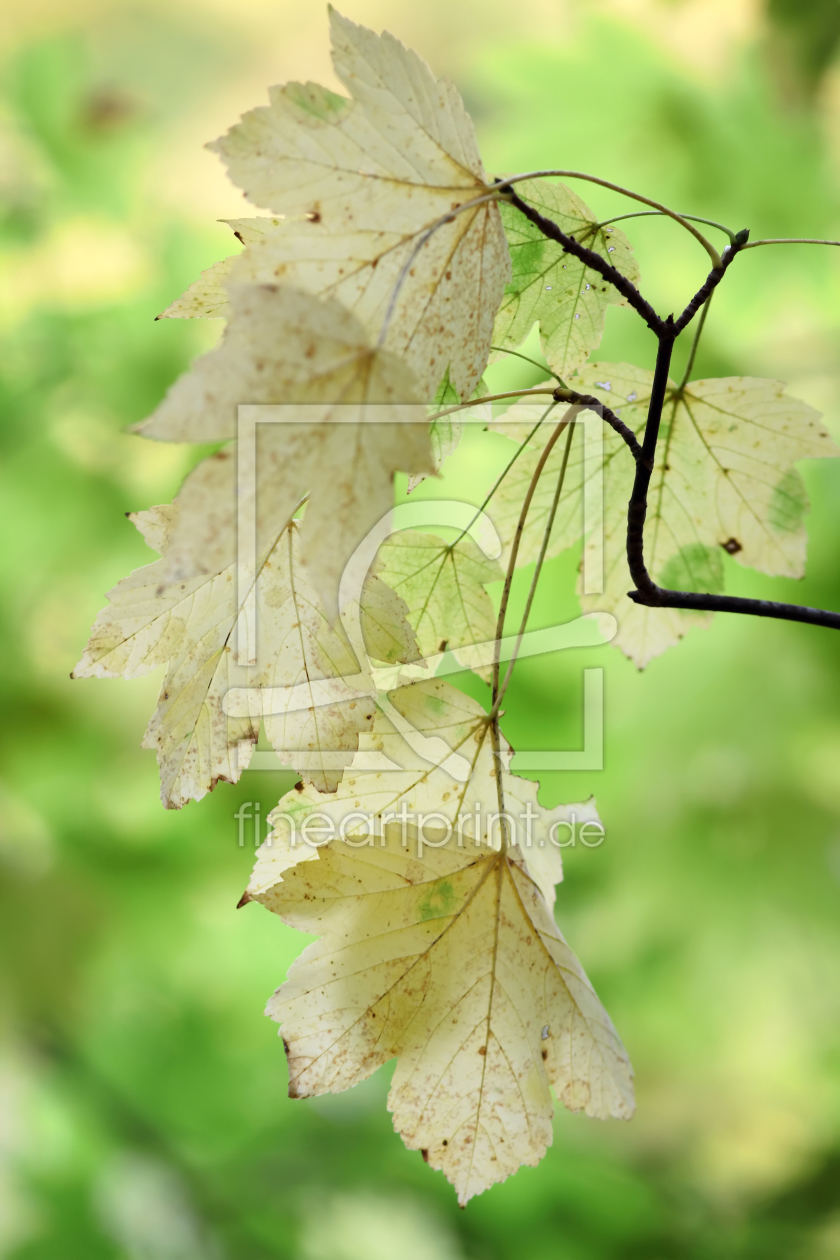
1,7,840,1258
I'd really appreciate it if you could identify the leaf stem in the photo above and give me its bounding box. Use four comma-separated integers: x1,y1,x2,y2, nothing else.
428,386,556,422
675,294,712,393
448,401,560,552
492,418,577,714
594,210,736,242
490,408,577,713
490,345,564,384
741,238,840,249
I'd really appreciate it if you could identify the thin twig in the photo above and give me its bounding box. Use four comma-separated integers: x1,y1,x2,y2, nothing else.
672,235,746,335
490,170,723,266
553,388,642,458
500,184,664,333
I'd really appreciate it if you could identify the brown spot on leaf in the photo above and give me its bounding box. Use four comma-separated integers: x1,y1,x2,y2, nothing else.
294,781,305,792
421,1148,429,1163
722,537,743,555
438,639,448,653
478,1045,486,1056
542,1048,548,1060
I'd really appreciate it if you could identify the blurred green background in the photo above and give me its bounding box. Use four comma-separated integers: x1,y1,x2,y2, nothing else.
2,0,840,1256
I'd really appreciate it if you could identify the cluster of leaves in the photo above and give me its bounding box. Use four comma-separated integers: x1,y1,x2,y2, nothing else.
74,8,838,1204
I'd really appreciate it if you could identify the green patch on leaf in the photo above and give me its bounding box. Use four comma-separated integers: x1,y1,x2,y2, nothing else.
659,544,724,594
417,877,458,921
768,469,808,534
285,81,350,123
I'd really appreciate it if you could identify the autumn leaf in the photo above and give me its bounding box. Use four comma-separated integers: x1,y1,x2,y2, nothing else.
492,180,638,379
158,218,281,320
137,284,432,614
164,9,509,399
486,366,838,665
243,678,632,1204
374,530,501,679
72,510,416,804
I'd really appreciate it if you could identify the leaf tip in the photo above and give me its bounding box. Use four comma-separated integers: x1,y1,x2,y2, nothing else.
236,890,252,908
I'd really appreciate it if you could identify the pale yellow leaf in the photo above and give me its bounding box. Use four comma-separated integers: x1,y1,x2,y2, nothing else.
72,517,411,803
157,218,281,320
486,367,838,666
201,10,509,398
374,530,501,679
137,284,432,615
245,678,631,1204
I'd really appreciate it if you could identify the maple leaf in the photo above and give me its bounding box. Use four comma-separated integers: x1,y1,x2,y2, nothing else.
72,510,416,805
374,530,501,679
492,180,639,379
243,678,633,1204
137,284,432,614
158,217,281,319
162,9,510,399
486,367,838,665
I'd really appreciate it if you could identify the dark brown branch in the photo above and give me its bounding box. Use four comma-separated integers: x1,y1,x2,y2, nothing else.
552,388,642,458
627,586,840,631
626,328,676,596
500,183,664,334
672,231,748,334
508,193,840,635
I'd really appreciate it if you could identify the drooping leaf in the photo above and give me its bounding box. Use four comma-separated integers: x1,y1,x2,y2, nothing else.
374,530,501,678
486,367,838,665
244,678,631,1204
138,284,432,614
73,512,415,804
166,10,510,399
492,180,638,379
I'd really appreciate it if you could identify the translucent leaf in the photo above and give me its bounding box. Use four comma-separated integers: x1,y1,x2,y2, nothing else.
157,218,281,319
171,10,510,398
492,179,638,379
374,530,501,679
137,284,432,615
245,679,631,1204
486,368,838,666
73,515,414,804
